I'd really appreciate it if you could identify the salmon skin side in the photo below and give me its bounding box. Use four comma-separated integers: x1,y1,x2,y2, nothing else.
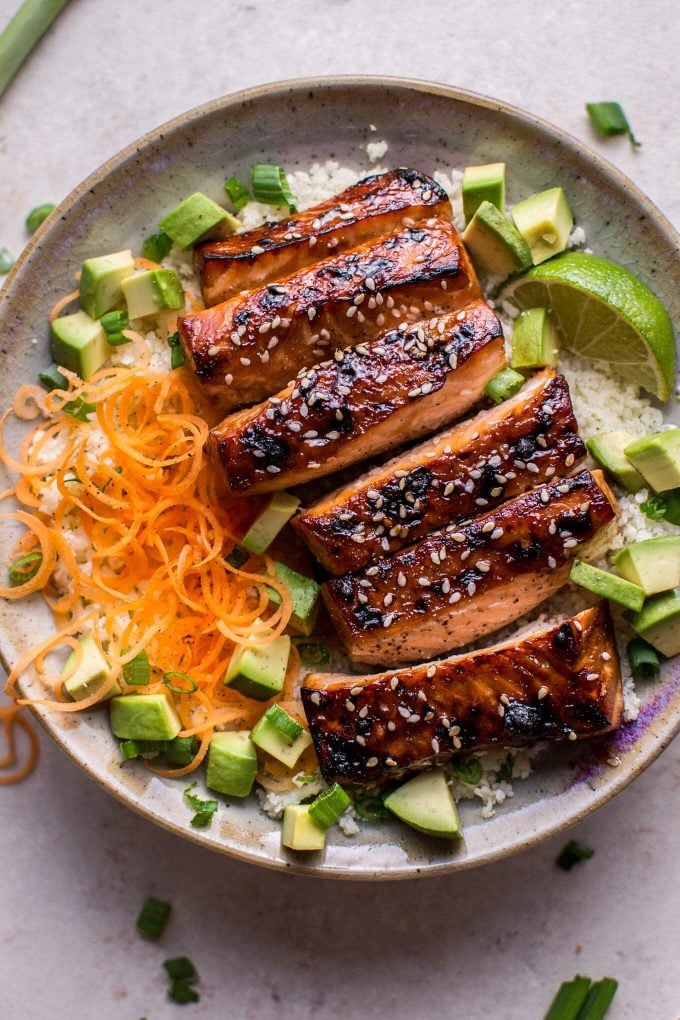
301,603,623,785
294,370,586,574
322,469,618,666
178,217,480,411
206,300,505,495
195,168,452,305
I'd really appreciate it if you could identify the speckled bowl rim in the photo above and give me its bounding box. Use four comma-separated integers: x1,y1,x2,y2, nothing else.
2,75,679,880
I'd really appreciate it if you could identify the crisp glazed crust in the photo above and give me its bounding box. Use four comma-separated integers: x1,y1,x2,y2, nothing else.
178,217,480,410
294,370,587,573
195,168,452,305
301,603,623,784
206,300,504,494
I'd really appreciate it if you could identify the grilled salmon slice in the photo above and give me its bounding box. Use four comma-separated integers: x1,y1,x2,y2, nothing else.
195,168,452,305
301,602,623,785
206,300,505,495
322,469,618,666
178,217,480,410
294,370,586,573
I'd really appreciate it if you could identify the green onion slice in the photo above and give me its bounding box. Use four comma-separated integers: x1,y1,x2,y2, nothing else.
577,978,618,1020
164,735,199,767
308,783,351,830
168,980,199,1004
25,203,55,233
142,231,172,263
183,782,218,828
0,0,71,101
627,637,660,680
297,641,330,667
163,956,199,983
167,331,186,369
543,976,592,1020
226,546,248,569
352,791,390,820
100,309,130,346
123,648,150,686
224,176,250,212
452,756,483,786
263,703,303,741
62,396,96,422
495,752,515,783
251,164,297,212
485,367,525,405
8,551,43,587
136,895,171,939
163,671,197,694
0,247,16,274
556,840,595,871
38,363,69,391
640,493,667,521
120,739,140,760
586,102,640,147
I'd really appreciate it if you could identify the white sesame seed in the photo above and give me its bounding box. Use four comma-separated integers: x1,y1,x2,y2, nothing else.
359,706,368,719
476,560,491,573
310,691,321,705
586,672,600,682
548,556,557,569
431,738,440,754
251,245,265,254
451,532,466,543
449,591,462,604
565,453,575,467
498,703,505,717
383,593,393,607
537,686,549,700
398,706,410,719
452,736,462,750
568,731,578,741
390,677,399,691
383,613,395,628
350,686,363,697
601,652,611,661
387,721,396,731
356,735,366,746
408,714,421,724
345,699,355,712
466,581,477,596
266,465,281,474
224,373,233,385
397,572,406,587
527,462,540,474
366,757,379,767
491,527,504,540
500,694,510,706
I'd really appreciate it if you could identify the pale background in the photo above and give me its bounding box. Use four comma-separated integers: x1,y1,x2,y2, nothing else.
1,1,679,1018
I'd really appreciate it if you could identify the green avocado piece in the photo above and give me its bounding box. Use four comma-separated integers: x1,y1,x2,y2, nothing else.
586,432,646,493
281,804,326,851
159,192,239,249
462,200,532,278
225,633,291,700
62,634,122,702
624,430,680,493
50,310,111,379
627,590,680,656
510,307,559,370
384,769,461,838
267,561,321,636
241,492,300,555
251,714,313,767
110,693,181,741
462,162,506,224
510,187,574,265
79,250,134,319
614,537,680,595
122,269,184,319
570,559,645,611
206,731,257,798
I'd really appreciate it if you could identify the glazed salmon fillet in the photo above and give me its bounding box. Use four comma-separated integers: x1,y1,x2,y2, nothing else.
301,603,623,785
294,370,586,573
206,300,505,495
195,168,452,305
322,470,618,666
178,217,480,410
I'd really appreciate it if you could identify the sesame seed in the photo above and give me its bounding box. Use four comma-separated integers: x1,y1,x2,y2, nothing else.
383,613,395,628
426,664,437,678
398,706,410,718
356,735,366,746
224,373,233,385
451,532,466,543
385,757,398,767
449,591,462,604
444,482,455,497
491,527,504,540
397,572,406,587
350,685,363,697
586,672,600,682
387,720,396,731
240,357,251,366
537,686,549,700
431,738,440,754
346,305,358,318
345,699,355,712
574,620,583,632
310,691,321,705
477,560,491,573
266,465,281,474
359,706,368,719
307,307,317,321
482,521,495,534
568,731,578,741
442,579,451,594
258,322,271,334
452,736,462,750
540,489,550,504
498,703,505,717
601,652,611,661
466,581,477,596
251,245,265,254
390,677,399,691
547,556,557,569
527,462,540,474
366,757,379,767
564,538,578,549
500,694,510,706
384,593,393,607
565,453,575,467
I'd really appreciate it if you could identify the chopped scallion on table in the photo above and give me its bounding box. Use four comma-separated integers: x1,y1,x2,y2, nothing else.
167,331,186,369
183,782,218,828
0,0,71,100
163,956,199,983
136,895,171,939
586,102,640,147
8,551,43,586
0,247,16,274
142,231,173,263
627,637,661,679
556,840,595,871
38,363,68,391
224,175,250,211
251,163,297,212
25,202,55,233
578,978,619,1020
543,975,592,1019
122,648,150,686
168,979,199,1004
308,783,351,829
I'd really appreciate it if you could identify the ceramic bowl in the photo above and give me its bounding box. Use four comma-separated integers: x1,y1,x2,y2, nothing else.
1,77,678,879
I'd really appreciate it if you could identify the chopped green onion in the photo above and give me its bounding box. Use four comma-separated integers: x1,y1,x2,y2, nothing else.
556,840,595,871
0,247,16,274
295,771,321,785
25,202,55,233
8,551,43,587
0,0,71,100
142,231,172,263
184,782,218,828
100,308,130,346
627,637,661,680
640,493,667,521
226,546,248,569
543,976,592,1020
120,739,140,760
308,783,351,830
251,164,297,212
578,978,618,1019
163,671,197,695
495,752,515,783
452,756,483,786
123,648,150,686
263,703,303,741
352,791,390,820
136,895,171,939
137,740,165,759
297,641,330,667
63,474,80,485
168,980,199,1004
163,956,198,983
62,396,96,421
167,331,186,369
586,102,640,147
38,363,68,391
485,367,525,405
164,735,199,766
224,176,250,212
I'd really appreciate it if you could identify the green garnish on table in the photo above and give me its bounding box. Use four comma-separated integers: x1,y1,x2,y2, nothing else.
136,895,171,939
586,101,640,147
0,0,71,99
556,840,595,871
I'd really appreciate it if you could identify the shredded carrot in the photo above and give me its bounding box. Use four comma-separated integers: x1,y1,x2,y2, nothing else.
0,704,39,784
49,289,80,323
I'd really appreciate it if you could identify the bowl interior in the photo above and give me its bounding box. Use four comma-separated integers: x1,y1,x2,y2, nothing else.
1,77,679,878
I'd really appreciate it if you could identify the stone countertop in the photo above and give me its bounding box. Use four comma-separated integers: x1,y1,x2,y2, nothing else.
0,1,678,1017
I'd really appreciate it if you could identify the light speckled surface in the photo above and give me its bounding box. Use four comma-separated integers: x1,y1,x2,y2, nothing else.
0,1,679,1018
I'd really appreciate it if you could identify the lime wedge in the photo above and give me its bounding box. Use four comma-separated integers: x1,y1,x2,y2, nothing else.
506,252,675,401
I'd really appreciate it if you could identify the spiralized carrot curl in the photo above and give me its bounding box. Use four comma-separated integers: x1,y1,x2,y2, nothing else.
0,705,40,784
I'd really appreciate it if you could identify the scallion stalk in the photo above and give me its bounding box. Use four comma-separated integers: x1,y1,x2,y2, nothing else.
142,231,172,263
586,102,640,147
166,331,186,369
308,783,351,829
8,550,43,586
251,164,297,212
224,176,250,212
577,978,618,1019
352,791,390,820
25,202,55,233
62,395,96,421
0,0,71,99
163,956,198,983
226,546,248,569
556,840,594,871
627,637,661,680
136,895,171,939
38,363,68,391
452,756,483,786
120,739,140,760
296,641,330,667
100,309,130,347
168,980,199,1004
263,703,303,741
543,976,592,1020
122,648,150,686
163,735,199,767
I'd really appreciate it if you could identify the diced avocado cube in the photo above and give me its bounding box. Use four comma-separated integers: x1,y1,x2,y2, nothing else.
627,590,680,657
79,250,134,319
159,192,239,249
586,432,646,493
62,633,122,702
50,310,111,379
225,633,291,700
241,492,300,555
281,804,326,851
624,430,680,493
510,307,559,370
485,367,525,405
569,559,645,611
251,714,313,768
510,187,574,265
267,561,321,636
384,769,461,839
614,537,680,595
206,731,257,798
122,269,184,319
110,693,181,741
462,162,506,224
462,200,532,278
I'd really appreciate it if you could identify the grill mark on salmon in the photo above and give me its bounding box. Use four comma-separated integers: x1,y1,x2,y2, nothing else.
294,371,586,573
206,300,504,495
178,218,480,411
301,603,623,785
195,168,452,305
322,470,618,666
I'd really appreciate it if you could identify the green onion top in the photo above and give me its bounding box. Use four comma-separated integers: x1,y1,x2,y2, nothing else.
168,980,199,1004
136,895,171,939
640,493,667,520
164,735,199,767
263,703,303,741
122,649,150,686
251,164,297,212
626,637,660,680
556,840,595,871
100,309,129,342
452,756,483,786
543,976,592,1020
142,231,173,263
25,203,55,234
226,546,248,569
62,396,96,422
163,671,197,694
183,782,218,828
8,551,43,587
308,783,351,830
38,363,69,391
586,102,640,147
351,791,390,820
297,641,330,667
120,739,140,760
224,176,250,212
578,978,618,1020
167,331,186,369
494,752,515,783
163,956,199,983
0,247,15,274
